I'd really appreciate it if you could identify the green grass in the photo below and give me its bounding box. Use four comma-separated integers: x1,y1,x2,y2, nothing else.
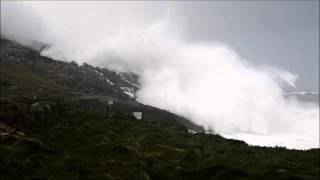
0,105,319,180
0,63,70,98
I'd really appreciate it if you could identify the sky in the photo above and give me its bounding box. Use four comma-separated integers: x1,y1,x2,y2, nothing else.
171,1,319,91
1,1,319,149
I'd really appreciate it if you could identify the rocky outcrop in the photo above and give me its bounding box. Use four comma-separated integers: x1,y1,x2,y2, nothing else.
0,97,64,132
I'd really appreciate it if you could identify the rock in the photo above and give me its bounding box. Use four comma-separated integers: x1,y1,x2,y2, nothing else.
277,168,288,173
16,131,25,136
44,104,52,113
0,122,16,133
31,102,44,112
9,85,18,90
0,132,9,136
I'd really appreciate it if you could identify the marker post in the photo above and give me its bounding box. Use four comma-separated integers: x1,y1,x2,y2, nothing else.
106,100,113,119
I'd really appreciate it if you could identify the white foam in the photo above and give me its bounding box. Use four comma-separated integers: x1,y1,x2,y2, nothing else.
105,78,114,86
222,132,319,150
286,91,318,96
120,87,135,98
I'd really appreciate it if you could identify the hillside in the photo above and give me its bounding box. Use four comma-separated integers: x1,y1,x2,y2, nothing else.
0,38,319,180
0,37,201,131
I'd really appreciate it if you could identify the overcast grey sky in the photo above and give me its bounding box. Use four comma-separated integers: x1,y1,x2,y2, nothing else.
171,1,319,91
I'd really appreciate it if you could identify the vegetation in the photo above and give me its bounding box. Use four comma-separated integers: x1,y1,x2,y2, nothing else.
0,63,70,98
0,101,319,180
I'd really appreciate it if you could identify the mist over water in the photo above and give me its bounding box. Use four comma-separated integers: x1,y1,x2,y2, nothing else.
1,2,319,149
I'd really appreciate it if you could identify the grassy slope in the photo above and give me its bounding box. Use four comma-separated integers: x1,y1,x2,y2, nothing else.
1,63,70,98
0,107,319,180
